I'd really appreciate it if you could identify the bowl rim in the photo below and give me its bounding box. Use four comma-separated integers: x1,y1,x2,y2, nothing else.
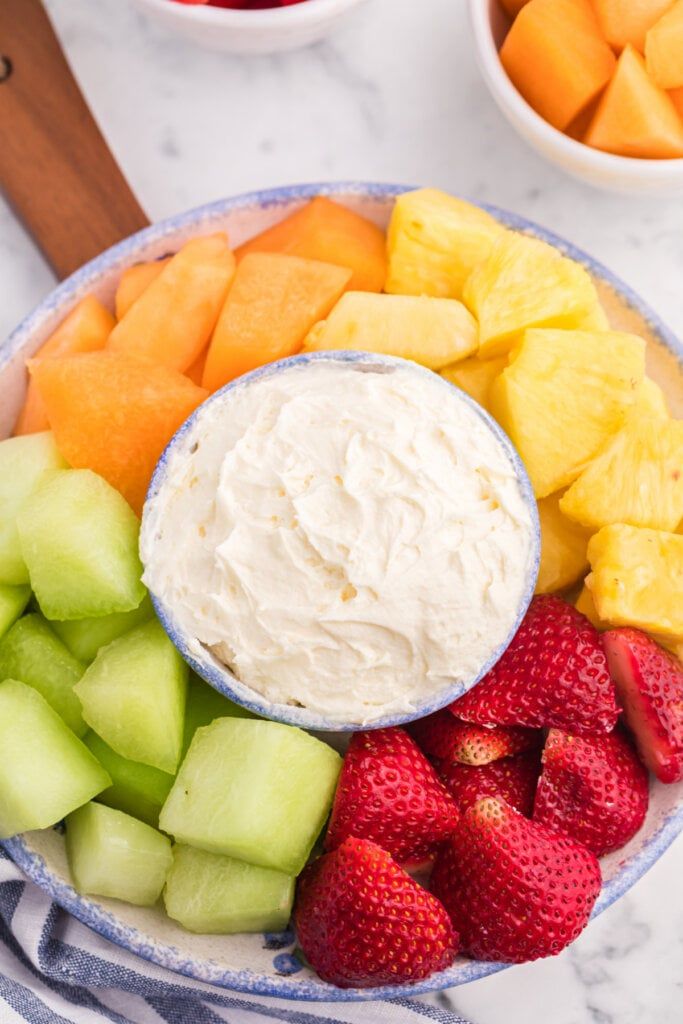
133,0,366,27
468,0,683,177
142,348,541,733
1,180,683,1002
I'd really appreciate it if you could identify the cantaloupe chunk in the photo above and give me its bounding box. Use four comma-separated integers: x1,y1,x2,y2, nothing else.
500,0,531,16
30,351,208,514
108,235,235,373
500,0,617,131
670,86,683,116
235,197,386,292
585,45,683,157
646,1,683,89
114,259,170,320
202,254,351,393
591,0,674,53
185,347,208,386
14,296,115,436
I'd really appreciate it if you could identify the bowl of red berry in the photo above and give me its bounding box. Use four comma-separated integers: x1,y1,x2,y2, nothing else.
131,0,368,54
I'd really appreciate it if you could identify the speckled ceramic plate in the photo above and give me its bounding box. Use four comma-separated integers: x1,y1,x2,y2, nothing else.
1,183,682,1002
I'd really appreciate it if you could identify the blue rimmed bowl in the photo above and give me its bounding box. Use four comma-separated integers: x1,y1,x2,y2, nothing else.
1,182,682,1002
141,348,540,732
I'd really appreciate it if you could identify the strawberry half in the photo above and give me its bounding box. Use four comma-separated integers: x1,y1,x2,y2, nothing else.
533,729,649,856
451,595,619,735
324,727,459,868
408,709,539,766
603,628,683,783
431,797,601,963
295,837,458,988
437,749,541,817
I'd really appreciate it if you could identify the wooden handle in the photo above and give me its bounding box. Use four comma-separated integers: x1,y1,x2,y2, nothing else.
0,0,149,280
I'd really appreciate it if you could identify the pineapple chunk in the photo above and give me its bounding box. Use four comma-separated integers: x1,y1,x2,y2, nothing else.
463,232,605,359
634,376,670,418
560,415,683,531
575,583,610,630
303,292,477,371
490,328,645,498
586,524,683,637
385,189,504,300
536,493,592,594
440,356,507,412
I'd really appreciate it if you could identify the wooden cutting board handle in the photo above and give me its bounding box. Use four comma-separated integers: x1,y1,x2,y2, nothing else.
0,0,149,280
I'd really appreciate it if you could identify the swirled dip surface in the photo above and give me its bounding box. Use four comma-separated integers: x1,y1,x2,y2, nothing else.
141,359,535,724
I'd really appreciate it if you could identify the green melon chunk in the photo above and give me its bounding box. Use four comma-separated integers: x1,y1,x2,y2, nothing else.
83,731,174,828
0,679,110,838
0,432,67,585
0,613,86,735
51,594,154,663
74,619,188,775
66,802,172,906
0,585,31,640
17,468,145,620
164,844,294,934
182,673,253,757
159,719,342,875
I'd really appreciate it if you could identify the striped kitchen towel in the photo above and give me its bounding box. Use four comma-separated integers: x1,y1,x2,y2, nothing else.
0,850,472,1024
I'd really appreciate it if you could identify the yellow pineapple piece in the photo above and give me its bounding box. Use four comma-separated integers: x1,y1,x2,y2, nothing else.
535,493,592,594
586,524,683,637
490,328,645,498
440,356,507,412
634,376,669,418
385,189,504,300
463,232,605,358
560,414,683,532
575,584,610,630
303,292,477,371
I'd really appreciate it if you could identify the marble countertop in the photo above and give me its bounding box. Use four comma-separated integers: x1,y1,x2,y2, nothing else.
1,0,682,1020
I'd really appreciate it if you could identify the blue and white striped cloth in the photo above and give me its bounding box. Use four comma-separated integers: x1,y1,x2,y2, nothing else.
0,850,472,1024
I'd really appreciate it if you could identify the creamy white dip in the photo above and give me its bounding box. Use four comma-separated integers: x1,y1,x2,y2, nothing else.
141,359,535,725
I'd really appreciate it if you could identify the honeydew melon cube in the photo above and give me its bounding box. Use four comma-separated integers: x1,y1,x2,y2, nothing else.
182,673,253,757
83,732,174,827
0,585,31,640
66,802,172,906
0,679,110,838
74,619,188,774
159,719,342,875
17,469,146,620
51,593,154,663
0,432,67,585
164,844,294,934
0,613,86,735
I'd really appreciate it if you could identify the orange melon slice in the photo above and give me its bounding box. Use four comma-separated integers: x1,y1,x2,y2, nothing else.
114,259,170,320
202,253,351,393
670,86,683,116
185,346,208,387
30,351,208,514
500,0,617,131
14,296,115,436
585,45,683,157
108,234,235,373
591,0,674,53
235,197,386,293
645,0,683,89
500,0,531,15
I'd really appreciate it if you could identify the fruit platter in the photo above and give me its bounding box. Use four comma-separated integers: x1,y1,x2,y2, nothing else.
0,182,681,1001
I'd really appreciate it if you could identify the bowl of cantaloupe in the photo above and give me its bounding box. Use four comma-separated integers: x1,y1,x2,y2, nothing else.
0,182,682,1000
469,0,683,194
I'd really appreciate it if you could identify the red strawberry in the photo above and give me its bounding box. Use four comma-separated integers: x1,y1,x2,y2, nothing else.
437,749,541,817
409,709,539,766
533,729,649,856
451,595,619,735
295,837,458,988
325,727,459,868
431,797,601,962
603,628,683,783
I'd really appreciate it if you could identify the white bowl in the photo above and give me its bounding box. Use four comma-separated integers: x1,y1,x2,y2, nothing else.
1,183,682,1001
468,0,683,196
130,0,367,54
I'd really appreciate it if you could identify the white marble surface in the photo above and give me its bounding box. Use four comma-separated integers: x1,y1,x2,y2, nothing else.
1,0,682,1020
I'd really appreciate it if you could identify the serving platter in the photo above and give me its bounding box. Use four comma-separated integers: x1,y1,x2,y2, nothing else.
1,182,682,1002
